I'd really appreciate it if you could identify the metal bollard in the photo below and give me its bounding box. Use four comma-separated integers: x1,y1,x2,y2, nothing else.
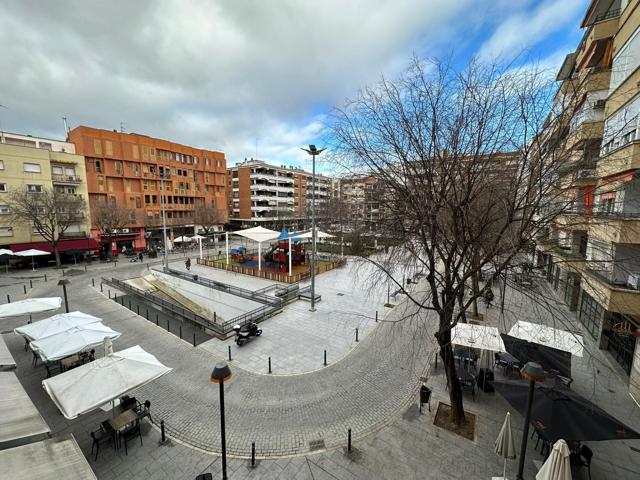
324,349,327,366
30,279,33,288
193,332,196,347
375,311,378,322
128,299,132,310
100,283,103,292
228,345,231,361
156,313,159,325
44,274,47,282
84,264,87,272
6,294,10,303
251,442,256,467
108,290,111,299
136,304,140,315
167,320,170,332
268,357,272,374
355,328,359,342
146,309,149,319
179,325,182,339
348,429,352,453
214,312,217,323
92,278,95,287
161,420,166,443
23,285,26,294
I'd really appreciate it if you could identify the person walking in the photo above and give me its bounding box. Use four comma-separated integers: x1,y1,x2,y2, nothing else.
483,287,494,308
185,257,191,271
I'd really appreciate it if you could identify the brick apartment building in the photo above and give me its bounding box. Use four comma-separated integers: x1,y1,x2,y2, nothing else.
68,126,227,254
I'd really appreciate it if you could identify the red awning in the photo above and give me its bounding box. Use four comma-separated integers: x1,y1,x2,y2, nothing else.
11,239,99,253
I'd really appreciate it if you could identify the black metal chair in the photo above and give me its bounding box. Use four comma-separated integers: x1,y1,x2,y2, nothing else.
574,445,593,480
136,400,152,423
44,362,62,378
121,422,143,455
91,428,114,461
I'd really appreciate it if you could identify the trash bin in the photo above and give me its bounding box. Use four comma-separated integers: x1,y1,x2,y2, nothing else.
420,385,431,412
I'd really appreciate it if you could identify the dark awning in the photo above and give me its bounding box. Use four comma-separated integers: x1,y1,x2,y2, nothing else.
10,239,99,253
556,52,576,81
501,334,572,378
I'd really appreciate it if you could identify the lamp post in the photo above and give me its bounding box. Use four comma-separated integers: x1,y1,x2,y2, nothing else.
159,171,170,271
516,362,546,480
301,144,325,312
57,278,70,313
210,362,232,480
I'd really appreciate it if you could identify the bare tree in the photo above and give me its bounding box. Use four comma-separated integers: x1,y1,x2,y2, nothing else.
91,200,134,253
331,57,584,425
8,187,87,268
193,205,226,235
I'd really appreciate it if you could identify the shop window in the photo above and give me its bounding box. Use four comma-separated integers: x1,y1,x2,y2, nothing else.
579,292,604,339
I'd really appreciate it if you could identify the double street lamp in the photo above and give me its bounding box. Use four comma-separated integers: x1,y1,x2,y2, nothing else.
210,362,232,480
301,144,325,312
57,278,70,313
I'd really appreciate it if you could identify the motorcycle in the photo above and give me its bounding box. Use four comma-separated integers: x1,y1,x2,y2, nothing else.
233,322,262,346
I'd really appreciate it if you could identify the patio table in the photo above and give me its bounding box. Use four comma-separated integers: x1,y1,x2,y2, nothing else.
108,409,137,431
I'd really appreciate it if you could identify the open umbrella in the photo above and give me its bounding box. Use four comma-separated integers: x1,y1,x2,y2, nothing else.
493,379,640,442
0,248,13,273
14,311,101,341
494,412,517,479
0,297,62,319
536,439,572,480
501,334,572,379
30,323,121,361
14,248,50,271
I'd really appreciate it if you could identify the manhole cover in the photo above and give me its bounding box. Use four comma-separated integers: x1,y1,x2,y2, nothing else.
308,439,325,451
336,293,344,296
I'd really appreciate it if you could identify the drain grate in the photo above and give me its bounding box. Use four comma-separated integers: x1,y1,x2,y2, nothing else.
336,293,344,296
309,439,325,451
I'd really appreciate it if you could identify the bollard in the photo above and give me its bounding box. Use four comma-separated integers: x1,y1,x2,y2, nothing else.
84,264,87,272
108,290,111,299
348,429,352,453
251,442,256,467
23,285,26,294
128,299,132,310
62,269,65,276
193,332,196,347
6,294,10,303
355,328,359,342
30,279,33,288
375,311,378,322
146,309,149,320
167,319,170,332
92,278,95,287
179,325,182,340
161,420,166,443
156,313,159,325
44,274,47,282
324,349,327,366
228,345,232,361
268,357,272,374
214,312,217,323
136,305,140,316
100,283,103,292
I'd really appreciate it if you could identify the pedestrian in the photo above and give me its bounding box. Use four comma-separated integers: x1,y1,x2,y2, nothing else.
483,287,494,308
138,251,143,262
185,257,191,271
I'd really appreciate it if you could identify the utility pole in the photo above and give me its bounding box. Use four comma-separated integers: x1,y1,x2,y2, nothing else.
160,171,169,271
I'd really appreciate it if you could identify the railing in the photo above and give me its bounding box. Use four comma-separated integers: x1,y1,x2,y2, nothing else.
590,210,640,219
594,8,621,23
51,174,81,183
163,267,282,306
585,269,640,291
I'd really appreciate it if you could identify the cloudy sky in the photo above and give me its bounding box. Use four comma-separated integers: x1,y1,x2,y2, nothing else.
0,0,587,169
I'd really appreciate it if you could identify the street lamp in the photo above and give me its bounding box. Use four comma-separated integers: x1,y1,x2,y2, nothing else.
516,362,546,480
210,362,232,480
159,171,169,271
57,278,70,313
301,144,325,312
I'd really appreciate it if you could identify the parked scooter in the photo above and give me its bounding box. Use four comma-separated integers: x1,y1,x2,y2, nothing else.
233,322,262,346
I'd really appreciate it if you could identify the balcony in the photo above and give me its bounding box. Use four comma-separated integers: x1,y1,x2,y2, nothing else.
51,174,81,184
59,231,87,239
589,217,640,244
583,11,619,49
597,140,640,178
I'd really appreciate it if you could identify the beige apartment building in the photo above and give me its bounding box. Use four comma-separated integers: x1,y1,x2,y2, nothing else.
0,132,93,257
536,0,640,397
227,158,332,229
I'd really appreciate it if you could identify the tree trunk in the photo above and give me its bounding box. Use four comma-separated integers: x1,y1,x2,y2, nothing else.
53,245,61,268
438,327,465,424
471,252,480,318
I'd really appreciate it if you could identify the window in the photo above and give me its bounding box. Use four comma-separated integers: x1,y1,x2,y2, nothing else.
135,197,141,208
94,139,102,154
145,194,150,204
115,161,123,174
601,94,640,155
23,163,42,173
0,160,4,170
52,166,63,175
95,160,102,173
0,227,12,237
579,292,604,339
132,145,139,159
610,26,640,93
26,184,43,193
134,163,140,176
0,205,9,214
64,167,75,177
105,140,113,156
216,159,222,168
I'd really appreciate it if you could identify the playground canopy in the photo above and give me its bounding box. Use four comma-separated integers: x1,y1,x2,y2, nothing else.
173,236,192,243
233,226,280,242
294,228,335,239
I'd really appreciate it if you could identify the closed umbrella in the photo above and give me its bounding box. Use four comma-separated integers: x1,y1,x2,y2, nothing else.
536,439,572,480
493,379,640,442
103,336,113,356
494,412,517,479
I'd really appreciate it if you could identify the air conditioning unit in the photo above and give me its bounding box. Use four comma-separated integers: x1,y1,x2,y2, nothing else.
594,99,606,109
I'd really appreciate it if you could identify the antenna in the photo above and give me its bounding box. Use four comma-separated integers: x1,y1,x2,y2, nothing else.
62,116,70,136
120,121,126,133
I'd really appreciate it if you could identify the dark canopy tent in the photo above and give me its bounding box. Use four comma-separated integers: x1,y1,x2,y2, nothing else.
493,379,640,443
501,333,572,379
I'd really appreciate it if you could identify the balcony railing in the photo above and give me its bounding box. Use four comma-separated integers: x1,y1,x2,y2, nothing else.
591,210,640,219
594,8,621,23
586,268,640,291
51,174,81,183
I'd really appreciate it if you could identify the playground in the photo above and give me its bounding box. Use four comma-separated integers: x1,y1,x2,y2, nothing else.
199,226,345,283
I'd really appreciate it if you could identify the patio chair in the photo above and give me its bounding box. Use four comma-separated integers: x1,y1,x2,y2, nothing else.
136,400,152,423
91,428,115,461
44,362,62,378
494,352,508,369
120,395,137,412
573,445,593,480
121,422,143,455
31,350,39,367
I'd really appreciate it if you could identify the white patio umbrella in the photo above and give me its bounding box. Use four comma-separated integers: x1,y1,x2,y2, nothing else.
494,412,517,480
173,236,192,243
451,323,507,352
103,336,113,356
30,323,121,362
42,345,172,419
14,311,101,341
508,321,583,357
0,297,62,319
294,228,335,239
14,248,50,271
0,248,13,273
536,439,572,480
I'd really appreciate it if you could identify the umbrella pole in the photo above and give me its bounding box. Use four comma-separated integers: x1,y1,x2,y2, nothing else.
503,457,506,479
32,256,35,271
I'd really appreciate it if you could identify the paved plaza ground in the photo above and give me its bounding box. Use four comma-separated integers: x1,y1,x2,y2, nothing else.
1,255,639,479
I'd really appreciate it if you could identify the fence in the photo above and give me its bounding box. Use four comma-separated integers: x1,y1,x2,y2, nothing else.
197,257,346,284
